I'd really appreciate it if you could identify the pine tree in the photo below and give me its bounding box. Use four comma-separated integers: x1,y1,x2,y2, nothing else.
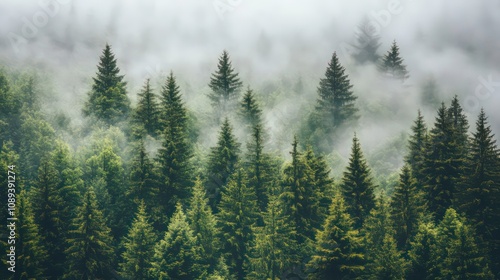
247,192,298,279
352,18,381,64
83,43,130,124
307,194,365,280
156,71,192,220
422,103,462,220
30,160,65,279
405,110,428,187
390,165,426,250
340,134,377,229
119,202,157,280
15,191,47,280
64,187,114,280
316,52,358,130
239,86,262,128
187,179,220,274
208,50,243,121
380,40,409,81
206,118,240,210
407,222,439,280
134,78,160,137
456,108,500,275
421,77,440,109
217,169,258,280
367,234,407,280
150,203,206,279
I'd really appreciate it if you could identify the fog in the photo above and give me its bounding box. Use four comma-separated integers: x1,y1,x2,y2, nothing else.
1,0,499,177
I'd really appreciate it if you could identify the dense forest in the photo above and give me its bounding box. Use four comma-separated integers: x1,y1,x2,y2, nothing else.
1,33,499,279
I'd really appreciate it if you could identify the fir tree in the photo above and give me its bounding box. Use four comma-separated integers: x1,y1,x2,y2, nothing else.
367,234,407,280
150,203,205,279
380,40,409,81
187,179,221,274
206,118,240,210
421,77,440,109
390,165,426,250
407,222,439,280
208,50,243,122
352,18,382,64
134,78,160,137
307,194,365,280
340,134,377,229
156,71,192,220
119,202,157,280
405,110,428,187
217,169,258,280
83,43,130,124
64,187,114,280
239,86,262,128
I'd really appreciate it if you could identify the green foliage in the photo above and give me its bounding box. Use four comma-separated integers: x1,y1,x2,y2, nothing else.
341,135,377,229
352,18,382,64
206,118,240,209
239,86,262,128
134,78,160,137
421,77,440,109
217,169,258,280
208,50,243,122
307,194,365,280
119,202,157,280
407,222,439,280
64,187,114,280
405,110,428,187
380,40,409,81
83,44,130,125
150,203,206,279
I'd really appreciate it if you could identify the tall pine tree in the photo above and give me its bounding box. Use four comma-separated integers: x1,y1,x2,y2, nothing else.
380,40,409,81
405,110,428,187
352,17,381,64
133,78,160,137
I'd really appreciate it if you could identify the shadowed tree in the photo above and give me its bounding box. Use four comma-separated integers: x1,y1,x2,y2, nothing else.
380,40,409,81
352,17,382,64
133,78,160,137
405,110,428,187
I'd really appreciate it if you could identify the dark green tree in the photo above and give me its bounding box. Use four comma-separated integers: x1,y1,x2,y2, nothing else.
352,18,381,64
407,222,439,280
239,86,262,128
367,234,407,280
206,118,240,210
307,194,365,280
405,110,428,187
187,178,221,274
64,187,114,280
217,169,258,280
390,165,427,250
208,50,243,121
340,134,377,229
150,203,206,279
380,40,409,81
134,78,160,137
156,71,193,220
83,43,130,124
119,202,157,280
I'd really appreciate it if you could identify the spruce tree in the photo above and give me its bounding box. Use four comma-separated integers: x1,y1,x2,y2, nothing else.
15,191,47,280
206,118,240,210
64,187,114,280
390,165,426,250
187,179,221,274
150,203,205,279
421,77,440,109
367,234,407,280
134,78,160,137
239,86,262,128
208,50,243,122
352,18,381,64
307,194,365,280
217,169,258,280
405,110,428,187
407,222,439,280
380,40,409,81
83,43,130,124
119,202,157,280
340,134,377,229
156,71,192,220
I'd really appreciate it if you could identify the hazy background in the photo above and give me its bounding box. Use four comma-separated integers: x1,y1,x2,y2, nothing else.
1,0,499,179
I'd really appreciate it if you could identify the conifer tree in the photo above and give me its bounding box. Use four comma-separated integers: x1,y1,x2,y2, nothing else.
367,234,407,280
456,109,500,275
187,179,221,274
407,222,439,280
421,77,440,109
391,165,426,250
83,44,130,124
119,202,157,280
206,118,240,209
340,134,377,229
150,203,205,279
352,18,381,64
15,191,47,280
405,110,428,187
156,71,192,219
422,103,462,220
64,187,114,280
208,50,243,121
134,78,160,137
217,169,258,280
380,40,409,81
307,194,365,280
239,86,262,128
